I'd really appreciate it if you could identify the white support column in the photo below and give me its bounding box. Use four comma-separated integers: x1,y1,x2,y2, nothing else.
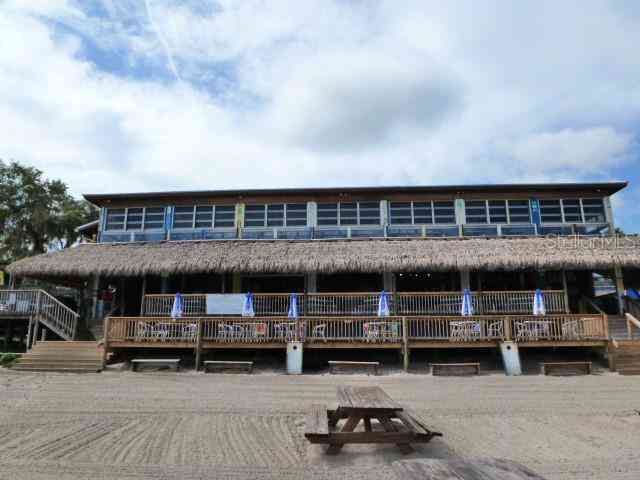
380,200,388,227
307,201,317,227
383,272,395,292
460,270,471,291
603,196,615,232
305,273,317,293
614,265,625,314
455,198,466,226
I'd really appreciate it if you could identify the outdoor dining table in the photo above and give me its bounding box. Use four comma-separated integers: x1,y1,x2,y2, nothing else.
305,385,442,455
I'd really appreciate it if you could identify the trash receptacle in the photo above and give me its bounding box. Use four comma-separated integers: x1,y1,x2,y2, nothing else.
286,341,303,374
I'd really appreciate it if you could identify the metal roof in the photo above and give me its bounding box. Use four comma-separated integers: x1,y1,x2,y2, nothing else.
83,181,628,206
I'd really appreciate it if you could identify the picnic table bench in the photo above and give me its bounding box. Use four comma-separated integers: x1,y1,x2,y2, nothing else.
431,362,480,376
203,360,253,373
305,385,442,454
540,361,592,376
328,361,380,375
131,358,180,372
392,458,547,479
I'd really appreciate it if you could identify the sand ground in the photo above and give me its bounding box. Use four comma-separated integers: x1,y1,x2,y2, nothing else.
0,368,639,480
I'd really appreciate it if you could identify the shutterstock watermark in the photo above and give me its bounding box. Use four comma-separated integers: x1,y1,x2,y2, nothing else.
550,234,640,250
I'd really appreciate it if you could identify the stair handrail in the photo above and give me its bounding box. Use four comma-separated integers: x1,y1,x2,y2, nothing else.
625,313,640,340
35,289,80,340
580,295,609,339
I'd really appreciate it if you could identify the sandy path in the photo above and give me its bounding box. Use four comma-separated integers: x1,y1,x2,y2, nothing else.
0,369,639,479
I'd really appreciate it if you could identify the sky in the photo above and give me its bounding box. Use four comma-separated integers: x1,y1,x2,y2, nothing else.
1,0,639,231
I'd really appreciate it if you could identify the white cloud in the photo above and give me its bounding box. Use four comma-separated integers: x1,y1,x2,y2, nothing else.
0,0,639,232
497,128,634,175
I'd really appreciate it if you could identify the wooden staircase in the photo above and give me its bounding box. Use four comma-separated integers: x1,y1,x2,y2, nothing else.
12,341,104,373
609,340,640,375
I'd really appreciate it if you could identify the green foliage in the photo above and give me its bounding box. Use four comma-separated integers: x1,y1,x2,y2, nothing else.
0,353,20,366
0,160,98,265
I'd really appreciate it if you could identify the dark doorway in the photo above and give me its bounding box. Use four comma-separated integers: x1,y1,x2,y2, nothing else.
241,275,305,293
317,273,383,292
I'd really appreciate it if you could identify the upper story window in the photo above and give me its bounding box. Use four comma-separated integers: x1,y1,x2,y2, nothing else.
389,201,455,225
173,205,235,229
507,200,531,223
581,198,606,223
244,203,307,228
317,201,381,226
465,200,532,224
105,207,166,231
540,198,606,223
465,200,488,224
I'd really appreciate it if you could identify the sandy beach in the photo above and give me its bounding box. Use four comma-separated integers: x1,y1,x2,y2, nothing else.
0,368,639,480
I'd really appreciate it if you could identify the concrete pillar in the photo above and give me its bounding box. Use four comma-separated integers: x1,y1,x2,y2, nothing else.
305,273,317,293
235,203,245,229
380,200,388,227
307,202,317,227
455,198,466,226
460,270,471,291
614,265,625,314
603,196,615,232
383,272,395,292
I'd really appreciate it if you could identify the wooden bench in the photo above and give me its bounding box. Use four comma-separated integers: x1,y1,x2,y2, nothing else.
203,360,253,374
131,358,180,372
305,386,442,455
431,362,480,376
328,361,380,375
540,361,592,376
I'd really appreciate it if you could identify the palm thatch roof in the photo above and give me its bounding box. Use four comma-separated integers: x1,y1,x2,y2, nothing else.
6,236,640,279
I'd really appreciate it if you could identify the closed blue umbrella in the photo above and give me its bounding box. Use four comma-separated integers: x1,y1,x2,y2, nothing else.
242,292,255,317
171,292,183,319
288,293,299,318
533,289,546,316
378,290,390,317
461,288,474,316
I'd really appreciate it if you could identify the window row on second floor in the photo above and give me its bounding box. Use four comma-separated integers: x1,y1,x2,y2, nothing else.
102,197,608,231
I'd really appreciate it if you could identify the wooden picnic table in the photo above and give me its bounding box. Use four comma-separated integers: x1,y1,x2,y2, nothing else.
305,385,442,455
392,458,547,479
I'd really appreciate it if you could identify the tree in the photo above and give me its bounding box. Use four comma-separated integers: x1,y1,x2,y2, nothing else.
0,160,98,265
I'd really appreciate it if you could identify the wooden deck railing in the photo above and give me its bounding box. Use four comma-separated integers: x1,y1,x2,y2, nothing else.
106,313,606,346
0,289,78,340
141,290,567,317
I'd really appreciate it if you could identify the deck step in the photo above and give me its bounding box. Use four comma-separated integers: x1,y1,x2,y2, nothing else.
12,341,103,373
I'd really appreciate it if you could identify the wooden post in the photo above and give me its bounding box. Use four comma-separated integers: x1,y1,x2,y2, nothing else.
32,318,39,347
139,275,147,315
101,316,110,368
504,316,512,341
26,317,33,351
41,328,47,342
402,317,409,372
614,266,625,315
561,270,570,313
6,319,14,351
194,319,203,371
119,277,126,315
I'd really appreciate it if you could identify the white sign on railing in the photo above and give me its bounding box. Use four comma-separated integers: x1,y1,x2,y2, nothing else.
205,294,246,315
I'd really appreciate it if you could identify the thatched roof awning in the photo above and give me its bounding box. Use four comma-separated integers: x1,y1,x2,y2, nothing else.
6,236,640,279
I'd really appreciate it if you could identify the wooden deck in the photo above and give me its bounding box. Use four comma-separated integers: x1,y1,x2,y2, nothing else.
105,314,609,351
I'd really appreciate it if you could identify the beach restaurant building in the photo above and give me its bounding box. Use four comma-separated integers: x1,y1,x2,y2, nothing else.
4,182,640,370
